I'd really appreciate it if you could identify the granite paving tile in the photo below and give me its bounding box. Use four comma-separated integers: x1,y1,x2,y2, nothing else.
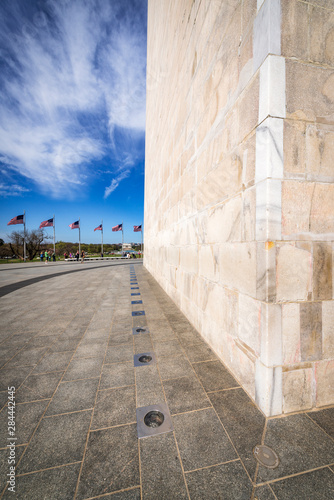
109,332,133,346
73,342,107,358
62,357,103,381
307,407,334,439
257,413,334,483
172,408,237,471
209,388,266,479
140,432,188,499
186,342,218,363
100,362,135,389
50,338,81,352
133,333,153,354
253,485,276,499
158,354,194,380
0,400,48,447
5,347,49,367
76,424,139,499
32,351,73,374
18,410,92,473
135,364,165,407
270,467,334,499
163,375,211,414
105,344,134,364
193,360,239,392
91,386,136,429
153,340,183,359
0,366,32,391
3,463,81,500
185,461,253,499
16,371,64,403
46,378,99,415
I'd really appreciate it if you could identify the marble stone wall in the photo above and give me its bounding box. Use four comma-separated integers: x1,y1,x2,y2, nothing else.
144,0,334,416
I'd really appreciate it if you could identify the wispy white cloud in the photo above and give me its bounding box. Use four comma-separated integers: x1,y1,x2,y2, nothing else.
0,0,147,198
104,169,131,199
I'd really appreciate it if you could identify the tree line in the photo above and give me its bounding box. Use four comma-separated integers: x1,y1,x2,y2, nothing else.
0,230,142,261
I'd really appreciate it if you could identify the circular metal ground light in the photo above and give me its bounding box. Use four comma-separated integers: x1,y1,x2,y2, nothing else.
136,327,146,333
144,410,165,428
253,445,279,469
139,355,152,364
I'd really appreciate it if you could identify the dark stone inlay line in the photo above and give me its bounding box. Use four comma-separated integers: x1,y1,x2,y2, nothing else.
0,261,141,298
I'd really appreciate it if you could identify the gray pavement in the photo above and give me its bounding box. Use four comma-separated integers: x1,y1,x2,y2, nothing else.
0,261,333,499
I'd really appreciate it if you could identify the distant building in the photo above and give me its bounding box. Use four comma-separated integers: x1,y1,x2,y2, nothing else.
122,243,132,251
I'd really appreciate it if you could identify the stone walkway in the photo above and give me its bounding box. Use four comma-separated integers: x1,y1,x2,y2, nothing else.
0,261,333,499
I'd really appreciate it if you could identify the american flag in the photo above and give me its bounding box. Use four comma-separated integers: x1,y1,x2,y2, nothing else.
69,220,80,229
133,225,142,232
94,224,102,231
112,223,122,232
39,218,54,228
7,214,24,226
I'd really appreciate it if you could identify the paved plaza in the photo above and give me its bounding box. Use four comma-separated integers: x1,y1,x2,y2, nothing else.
0,261,333,499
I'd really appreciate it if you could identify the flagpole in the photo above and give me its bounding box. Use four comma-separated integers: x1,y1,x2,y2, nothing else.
23,210,26,262
101,219,103,257
122,221,124,249
53,214,56,255
79,218,81,257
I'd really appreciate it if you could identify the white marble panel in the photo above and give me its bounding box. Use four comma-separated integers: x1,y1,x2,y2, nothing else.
255,117,284,183
254,0,281,71
259,55,286,123
255,361,282,416
260,303,282,367
256,179,282,240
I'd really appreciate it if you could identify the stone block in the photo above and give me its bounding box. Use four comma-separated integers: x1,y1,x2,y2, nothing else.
238,294,261,356
281,0,309,60
253,0,281,72
310,6,334,66
306,124,334,182
313,242,332,300
198,245,218,282
206,196,242,244
283,119,306,177
315,359,334,407
300,303,322,362
255,117,284,183
256,179,282,241
310,184,334,236
255,361,282,416
219,242,257,296
282,368,313,413
322,300,334,358
260,303,282,367
276,243,312,301
259,55,286,124
282,303,301,365
242,186,256,241
286,60,334,122
180,245,198,274
256,241,276,302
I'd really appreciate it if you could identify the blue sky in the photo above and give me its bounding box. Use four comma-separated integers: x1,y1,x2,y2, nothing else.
0,0,147,244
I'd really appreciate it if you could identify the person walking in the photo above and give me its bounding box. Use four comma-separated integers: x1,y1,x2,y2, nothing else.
44,250,48,264
76,250,79,261
81,250,85,263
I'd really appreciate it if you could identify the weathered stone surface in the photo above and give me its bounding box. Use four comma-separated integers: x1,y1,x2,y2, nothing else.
300,303,322,362
315,359,334,407
323,301,334,358
283,368,313,413
282,303,301,365
145,0,334,416
276,244,312,301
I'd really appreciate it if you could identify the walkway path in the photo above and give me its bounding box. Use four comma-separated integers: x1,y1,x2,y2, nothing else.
0,262,333,499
